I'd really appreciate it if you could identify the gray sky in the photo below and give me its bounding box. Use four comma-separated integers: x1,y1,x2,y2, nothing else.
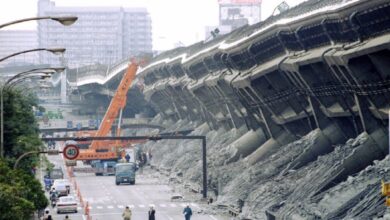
0,0,306,50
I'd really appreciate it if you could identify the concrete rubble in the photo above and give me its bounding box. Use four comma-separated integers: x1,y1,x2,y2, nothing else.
140,117,389,219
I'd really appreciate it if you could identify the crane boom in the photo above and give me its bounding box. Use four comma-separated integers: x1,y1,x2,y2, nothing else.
89,61,138,150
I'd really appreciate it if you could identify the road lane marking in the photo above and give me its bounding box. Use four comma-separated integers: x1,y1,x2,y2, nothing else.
118,205,124,209
77,207,82,210
107,205,114,209
180,203,187,207
97,206,103,209
169,204,177,207
139,204,145,208
209,215,218,220
149,204,155,207
159,204,166,207
128,204,135,208
191,203,199,207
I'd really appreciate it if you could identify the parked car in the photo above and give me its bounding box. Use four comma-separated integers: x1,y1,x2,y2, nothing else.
56,196,77,214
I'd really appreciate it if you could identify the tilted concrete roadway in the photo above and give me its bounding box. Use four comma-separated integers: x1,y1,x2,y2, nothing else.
45,149,225,220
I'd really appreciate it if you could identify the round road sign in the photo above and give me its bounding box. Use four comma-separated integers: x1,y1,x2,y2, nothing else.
63,144,79,160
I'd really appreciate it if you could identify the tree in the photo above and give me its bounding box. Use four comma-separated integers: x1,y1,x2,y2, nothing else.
0,160,47,220
0,89,48,218
3,89,42,170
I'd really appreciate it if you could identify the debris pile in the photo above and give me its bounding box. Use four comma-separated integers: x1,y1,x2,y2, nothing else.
141,114,388,220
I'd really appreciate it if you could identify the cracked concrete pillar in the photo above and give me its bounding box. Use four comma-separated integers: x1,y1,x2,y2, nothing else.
245,130,295,165
225,128,267,164
317,130,388,194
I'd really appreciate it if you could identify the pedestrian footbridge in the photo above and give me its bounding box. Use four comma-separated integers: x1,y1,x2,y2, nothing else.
39,118,164,133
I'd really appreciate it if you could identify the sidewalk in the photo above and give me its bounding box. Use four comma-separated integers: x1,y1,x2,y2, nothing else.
31,154,48,220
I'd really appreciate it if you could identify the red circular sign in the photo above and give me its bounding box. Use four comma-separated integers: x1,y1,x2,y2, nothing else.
63,144,79,160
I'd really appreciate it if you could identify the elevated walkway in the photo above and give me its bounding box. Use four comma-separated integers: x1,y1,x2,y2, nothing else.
39,118,165,132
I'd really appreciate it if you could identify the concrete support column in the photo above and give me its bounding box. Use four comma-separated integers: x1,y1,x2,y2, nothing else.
317,130,388,194
258,105,287,139
226,128,267,164
245,131,295,165
354,94,380,134
308,96,329,130
284,124,345,171
60,70,67,104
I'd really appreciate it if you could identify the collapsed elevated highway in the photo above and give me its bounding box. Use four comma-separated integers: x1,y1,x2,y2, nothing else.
138,0,390,219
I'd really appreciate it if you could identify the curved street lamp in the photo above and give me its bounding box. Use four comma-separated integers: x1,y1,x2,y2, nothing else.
6,74,53,90
0,67,64,158
5,67,65,85
0,16,78,29
0,48,66,63
13,83,52,96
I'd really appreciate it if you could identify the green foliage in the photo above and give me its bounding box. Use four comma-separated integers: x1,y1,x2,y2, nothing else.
38,105,46,113
43,156,54,172
3,89,42,168
0,160,48,220
0,88,48,218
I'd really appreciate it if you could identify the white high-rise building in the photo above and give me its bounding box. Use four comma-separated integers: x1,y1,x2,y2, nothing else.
38,0,152,68
0,30,38,67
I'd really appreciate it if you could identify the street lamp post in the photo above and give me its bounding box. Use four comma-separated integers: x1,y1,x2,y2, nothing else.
0,16,77,29
0,68,64,158
0,48,65,63
6,74,52,90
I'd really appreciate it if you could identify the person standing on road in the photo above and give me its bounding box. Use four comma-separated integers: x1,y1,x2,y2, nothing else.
148,205,156,220
41,210,50,220
125,153,131,163
122,206,132,220
183,205,193,220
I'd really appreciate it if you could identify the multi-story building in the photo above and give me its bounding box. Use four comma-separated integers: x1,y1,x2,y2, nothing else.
37,0,152,68
0,30,38,67
205,0,262,40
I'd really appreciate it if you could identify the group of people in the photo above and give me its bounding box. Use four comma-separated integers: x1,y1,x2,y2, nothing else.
122,204,192,220
122,205,156,220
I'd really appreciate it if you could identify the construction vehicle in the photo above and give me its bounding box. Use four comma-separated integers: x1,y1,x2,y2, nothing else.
71,60,143,173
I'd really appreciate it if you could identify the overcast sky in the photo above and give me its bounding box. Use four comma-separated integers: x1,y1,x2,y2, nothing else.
0,0,306,50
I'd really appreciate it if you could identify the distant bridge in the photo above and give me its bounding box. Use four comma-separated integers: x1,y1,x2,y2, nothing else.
39,118,165,133
67,58,131,87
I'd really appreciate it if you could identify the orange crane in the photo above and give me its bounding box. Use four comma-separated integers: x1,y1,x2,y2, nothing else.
75,60,139,161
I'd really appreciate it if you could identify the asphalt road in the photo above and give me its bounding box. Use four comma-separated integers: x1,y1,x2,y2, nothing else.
44,147,227,220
